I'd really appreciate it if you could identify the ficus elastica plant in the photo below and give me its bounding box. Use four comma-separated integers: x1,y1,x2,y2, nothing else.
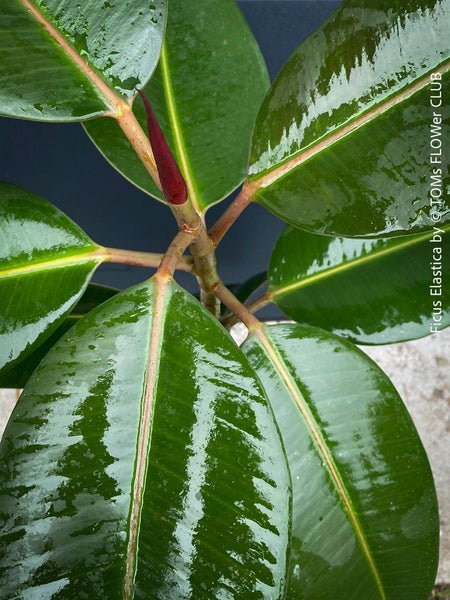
0,0,448,598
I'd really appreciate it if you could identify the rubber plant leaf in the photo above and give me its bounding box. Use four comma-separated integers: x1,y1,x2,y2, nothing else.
84,0,270,212
0,182,108,375
242,323,439,600
267,225,449,344
0,284,118,389
0,0,166,120
247,0,449,237
0,277,291,599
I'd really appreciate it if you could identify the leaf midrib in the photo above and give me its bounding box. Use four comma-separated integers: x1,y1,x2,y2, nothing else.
0,247,105,279
253,325,386,600
124,274,170,598
250,60,450,193
268,224,450,299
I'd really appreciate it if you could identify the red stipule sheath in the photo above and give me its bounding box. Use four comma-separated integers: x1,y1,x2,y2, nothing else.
136,88,188,205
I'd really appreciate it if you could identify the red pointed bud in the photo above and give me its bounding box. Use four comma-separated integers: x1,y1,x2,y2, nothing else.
136,88,188,205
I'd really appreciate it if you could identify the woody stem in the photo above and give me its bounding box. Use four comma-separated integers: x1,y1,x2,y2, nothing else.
170,203,221,318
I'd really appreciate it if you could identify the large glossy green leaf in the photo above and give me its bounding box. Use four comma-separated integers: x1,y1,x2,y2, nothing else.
268,225,450,344
0,182,103,375
247,0,450,237
84,0,270,212
0,0,166,120
243,323,439,600
0,276,291,598
0,284,118,388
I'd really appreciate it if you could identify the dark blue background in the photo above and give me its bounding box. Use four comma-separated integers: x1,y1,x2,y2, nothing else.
0,1,342,319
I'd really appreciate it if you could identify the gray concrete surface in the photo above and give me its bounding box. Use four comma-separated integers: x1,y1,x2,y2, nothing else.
0,326,449,583
0,388,18,440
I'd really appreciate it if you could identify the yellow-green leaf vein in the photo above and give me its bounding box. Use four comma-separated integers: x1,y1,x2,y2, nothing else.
160,45,200,213
0,248,105,280
269,224,450,300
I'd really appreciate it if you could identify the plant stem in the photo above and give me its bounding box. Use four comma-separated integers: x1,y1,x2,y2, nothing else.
170,204,221,318
245,292,272,316
214,283,261,331
114,104,221,316
208,182,254,247
103,247,194,272
221,291,271,330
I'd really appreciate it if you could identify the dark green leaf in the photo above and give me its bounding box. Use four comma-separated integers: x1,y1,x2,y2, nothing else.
0,0,166,120
0,277,291,599
243,323,439,600
0,182,102,375
0,284,118,388
268,225,449,344
248,0,449,237
84,0,270,212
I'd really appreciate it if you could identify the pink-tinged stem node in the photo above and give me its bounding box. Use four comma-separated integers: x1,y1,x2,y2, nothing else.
136,88,188,205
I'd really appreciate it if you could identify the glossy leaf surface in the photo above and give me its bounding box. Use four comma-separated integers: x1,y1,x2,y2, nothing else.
268,225,450,344
84,0,270,212
248,0,450,237
0,0,166,120
0,277,290,599
0,284,117,388
0,182,102,375
243,323,439,600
